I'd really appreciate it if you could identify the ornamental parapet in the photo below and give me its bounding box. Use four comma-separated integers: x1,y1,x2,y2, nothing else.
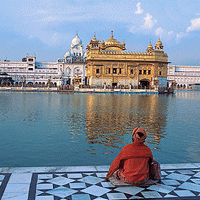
98,51,153,56
97,50,168,57
86,52,168,63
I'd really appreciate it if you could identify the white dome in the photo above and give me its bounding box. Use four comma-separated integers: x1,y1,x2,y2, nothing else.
71,33,82,47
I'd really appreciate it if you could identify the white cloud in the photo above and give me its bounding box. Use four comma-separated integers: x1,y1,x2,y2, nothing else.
176,32,187,39
50,33,61,45
142,13,156,29
37,10,48,14
129,25,139,34
135,2,143,14
44,16,57,22
155,28,174,41
176,32,188,43
33,31,72,47
155,27,164,36
52,33,58,40
186,17,200,32
168,31,174,35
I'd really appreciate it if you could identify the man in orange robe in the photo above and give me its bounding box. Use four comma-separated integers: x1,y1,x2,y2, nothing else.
105,127,154,185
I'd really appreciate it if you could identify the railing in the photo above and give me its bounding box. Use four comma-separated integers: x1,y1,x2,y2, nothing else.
0,84,160,93
75,87,158,94
0,86,58,91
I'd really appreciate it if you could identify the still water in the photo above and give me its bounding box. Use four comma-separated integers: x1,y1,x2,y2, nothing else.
0,91,200,167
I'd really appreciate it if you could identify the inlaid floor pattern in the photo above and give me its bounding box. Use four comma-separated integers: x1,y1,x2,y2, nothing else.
1,164,200,199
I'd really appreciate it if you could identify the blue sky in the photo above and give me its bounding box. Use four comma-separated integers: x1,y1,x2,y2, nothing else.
0,0,200,65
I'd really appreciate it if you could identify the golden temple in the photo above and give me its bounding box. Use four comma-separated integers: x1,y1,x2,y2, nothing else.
86,31,169,88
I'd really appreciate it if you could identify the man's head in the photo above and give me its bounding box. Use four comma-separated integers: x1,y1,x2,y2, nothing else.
132,127,147,143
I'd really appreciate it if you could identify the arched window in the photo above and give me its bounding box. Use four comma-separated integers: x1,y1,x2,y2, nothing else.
66,67,71,75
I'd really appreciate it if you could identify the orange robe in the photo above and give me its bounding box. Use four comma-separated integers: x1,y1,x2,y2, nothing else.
106,141,153,183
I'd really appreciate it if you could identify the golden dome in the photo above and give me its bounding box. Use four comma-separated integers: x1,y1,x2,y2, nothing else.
92,33,97,41
147,40,153,49
105,31,121,45
156,36,163,47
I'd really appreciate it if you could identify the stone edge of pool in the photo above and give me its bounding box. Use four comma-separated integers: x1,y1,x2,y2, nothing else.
0,162,200,173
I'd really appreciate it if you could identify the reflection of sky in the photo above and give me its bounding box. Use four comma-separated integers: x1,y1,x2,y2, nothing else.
0,91,199,167
158,91,200,164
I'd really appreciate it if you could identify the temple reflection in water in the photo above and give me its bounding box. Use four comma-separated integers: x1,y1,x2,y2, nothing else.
84,94,168,154
0,91,199,166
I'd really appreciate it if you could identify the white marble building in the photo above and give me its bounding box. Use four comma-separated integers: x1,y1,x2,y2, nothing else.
0,54,61,86
0,33,86,86
58,33,87,85
167,65,200,88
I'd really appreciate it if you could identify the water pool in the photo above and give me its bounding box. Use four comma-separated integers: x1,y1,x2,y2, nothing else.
0,91,199,167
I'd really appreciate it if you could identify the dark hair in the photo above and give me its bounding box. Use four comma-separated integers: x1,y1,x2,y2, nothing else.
132,132,144,142
137,132,144,138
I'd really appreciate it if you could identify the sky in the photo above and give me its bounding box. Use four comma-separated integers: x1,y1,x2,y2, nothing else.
0,0,200,65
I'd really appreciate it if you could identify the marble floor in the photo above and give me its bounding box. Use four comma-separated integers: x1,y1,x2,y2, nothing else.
0,163,200,200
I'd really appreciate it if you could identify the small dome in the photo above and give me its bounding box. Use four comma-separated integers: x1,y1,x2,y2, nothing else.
156,37,163,47
64,50,71,58
147,40,153,52
122,40,125,47
92,33,97,41
148,41,153,49
71,33,82,47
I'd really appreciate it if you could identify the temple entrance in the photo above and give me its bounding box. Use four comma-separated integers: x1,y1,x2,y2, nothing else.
66,78,71,85
112,82,117,88
139,79,150,88
73,76,81,84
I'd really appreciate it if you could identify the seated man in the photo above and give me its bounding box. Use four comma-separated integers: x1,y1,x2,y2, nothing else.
105,127,155,186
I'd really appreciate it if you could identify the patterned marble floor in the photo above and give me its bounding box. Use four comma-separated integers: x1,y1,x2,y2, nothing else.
0,163,200,200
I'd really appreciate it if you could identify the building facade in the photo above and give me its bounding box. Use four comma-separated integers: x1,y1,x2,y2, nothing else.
167,65,200,88
0,33,86,87
0,73,14,85
86,31,169,88
0,54,61,86
58,33,87,85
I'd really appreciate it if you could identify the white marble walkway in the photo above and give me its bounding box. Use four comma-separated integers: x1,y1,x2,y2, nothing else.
0,163,200,200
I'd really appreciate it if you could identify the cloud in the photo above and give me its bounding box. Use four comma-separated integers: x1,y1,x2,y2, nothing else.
50,32,64,46
37,10,48,14
52,33,58,41
142,13,157,29
44,16,58,22
155,27,164,36
168,31,174,35
33,31,72,47
176,32,187,39
176,32,188,43
154,28,175,41
135,2,143,14
186,17,200,32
